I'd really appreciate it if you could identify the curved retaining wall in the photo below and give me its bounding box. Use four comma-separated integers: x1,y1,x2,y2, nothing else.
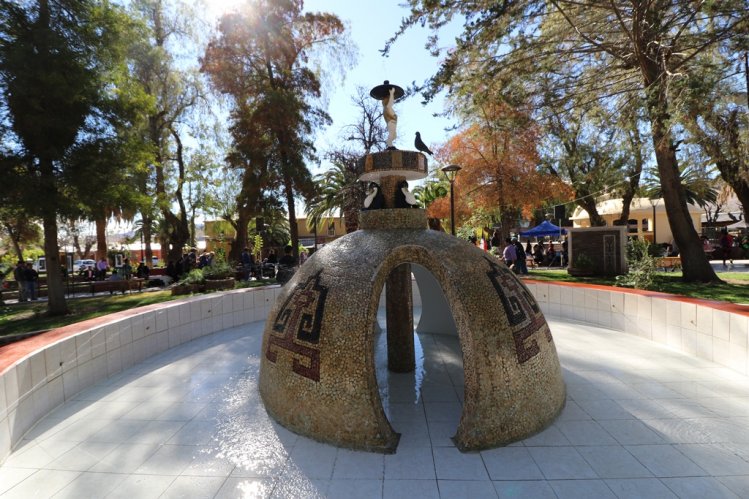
0,286,282,465
525,280,749,376
1,281,748,464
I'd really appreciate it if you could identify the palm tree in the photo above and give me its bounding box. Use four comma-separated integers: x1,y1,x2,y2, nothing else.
412,180,449,209
642,166,719,209
306,154,365,234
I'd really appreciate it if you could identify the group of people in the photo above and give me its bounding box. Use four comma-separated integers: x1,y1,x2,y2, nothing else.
486,229,568,274
239,245,299,281
13,261,39,301
78,257,149,281
165,249,212,281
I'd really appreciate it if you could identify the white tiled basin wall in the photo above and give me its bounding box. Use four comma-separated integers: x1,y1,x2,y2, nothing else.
0,286,282,465
526,282,749,377
1,281,747,466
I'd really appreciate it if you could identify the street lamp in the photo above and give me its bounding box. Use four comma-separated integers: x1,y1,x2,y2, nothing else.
442,164,462,236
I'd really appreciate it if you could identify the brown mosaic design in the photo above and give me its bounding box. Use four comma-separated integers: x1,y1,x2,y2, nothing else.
484,256,550,364
359,208,427,230
259,173,565,454
358,150,427,173
266,270,328,381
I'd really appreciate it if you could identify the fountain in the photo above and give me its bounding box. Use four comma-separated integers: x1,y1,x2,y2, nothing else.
259,81,565,453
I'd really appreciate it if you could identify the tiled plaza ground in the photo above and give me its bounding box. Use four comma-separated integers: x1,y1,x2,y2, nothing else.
1,316,748,498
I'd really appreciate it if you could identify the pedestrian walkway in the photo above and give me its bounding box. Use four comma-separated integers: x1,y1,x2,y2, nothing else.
0,318,748,498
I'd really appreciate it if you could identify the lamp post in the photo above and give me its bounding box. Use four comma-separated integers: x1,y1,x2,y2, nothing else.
442,164,462,236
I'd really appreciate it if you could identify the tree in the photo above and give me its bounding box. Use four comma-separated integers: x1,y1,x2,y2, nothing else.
388,1,749,281
436,100,569,239
341,86,388,154
306,153,364,234
306,86,388,234
0,206,41,263
57,218,96,260
412,179,448,209
128,0,206,263
202,0,351,261
540,104,629,227
0,0,146,314
680,49,749,221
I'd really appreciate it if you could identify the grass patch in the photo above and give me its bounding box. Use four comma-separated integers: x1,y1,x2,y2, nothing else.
526,269,749,304
0,278,277,339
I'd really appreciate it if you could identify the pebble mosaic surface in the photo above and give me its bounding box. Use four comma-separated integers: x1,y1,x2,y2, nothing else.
259,209,566,452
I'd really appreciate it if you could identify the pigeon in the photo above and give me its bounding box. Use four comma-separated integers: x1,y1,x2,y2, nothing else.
395,180,418,208
363,182,384,210
414,132,433,155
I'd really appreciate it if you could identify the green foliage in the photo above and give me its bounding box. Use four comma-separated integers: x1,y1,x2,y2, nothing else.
412,180,449,209
306,156,364,233
616,239,658,290
253,234,264,261
456,225,476,240
202,255,233,280
181,268,205,285
0,0,152,313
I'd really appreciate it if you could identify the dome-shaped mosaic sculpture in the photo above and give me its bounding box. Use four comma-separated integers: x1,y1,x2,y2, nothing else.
259,81,565,453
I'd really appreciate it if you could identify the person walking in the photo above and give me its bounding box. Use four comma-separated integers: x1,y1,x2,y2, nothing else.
719,228,734,268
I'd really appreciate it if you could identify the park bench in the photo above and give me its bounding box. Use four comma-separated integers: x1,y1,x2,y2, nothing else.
656,256,682,272
89,278,144,296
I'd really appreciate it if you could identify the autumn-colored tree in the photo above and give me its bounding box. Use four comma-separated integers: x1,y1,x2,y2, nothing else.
434,102,571,238
202,0,351,261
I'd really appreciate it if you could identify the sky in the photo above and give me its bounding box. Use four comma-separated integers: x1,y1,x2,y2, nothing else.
205,0,463,175
305,0,461,172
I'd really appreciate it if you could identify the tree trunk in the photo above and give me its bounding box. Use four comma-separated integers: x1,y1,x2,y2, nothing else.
39,158,67,315
232,210,251,263
95,214,107,261
650,108,719,282
4,223,24,262
578,197,606,226
42,212,67,315
283,171,299,261
142,215,154,265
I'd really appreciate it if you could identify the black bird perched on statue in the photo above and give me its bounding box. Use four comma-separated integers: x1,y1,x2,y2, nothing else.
414,132,433,155
363,182,384,210
395,180,418,208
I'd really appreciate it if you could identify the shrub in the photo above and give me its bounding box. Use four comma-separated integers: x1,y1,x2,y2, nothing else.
181,268,205,285
202,256,233,280
616,238,658,290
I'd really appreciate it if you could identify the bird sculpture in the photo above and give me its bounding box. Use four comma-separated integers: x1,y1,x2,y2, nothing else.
363,182,384,210
395,180,418,209
414,132,433,155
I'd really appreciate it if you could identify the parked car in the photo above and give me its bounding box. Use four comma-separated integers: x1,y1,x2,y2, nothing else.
73,259,96,272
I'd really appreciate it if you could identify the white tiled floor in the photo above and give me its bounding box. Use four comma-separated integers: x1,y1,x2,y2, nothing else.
1,317,749,498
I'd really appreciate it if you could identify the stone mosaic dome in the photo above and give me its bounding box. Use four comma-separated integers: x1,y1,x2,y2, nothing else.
259,209,566,453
